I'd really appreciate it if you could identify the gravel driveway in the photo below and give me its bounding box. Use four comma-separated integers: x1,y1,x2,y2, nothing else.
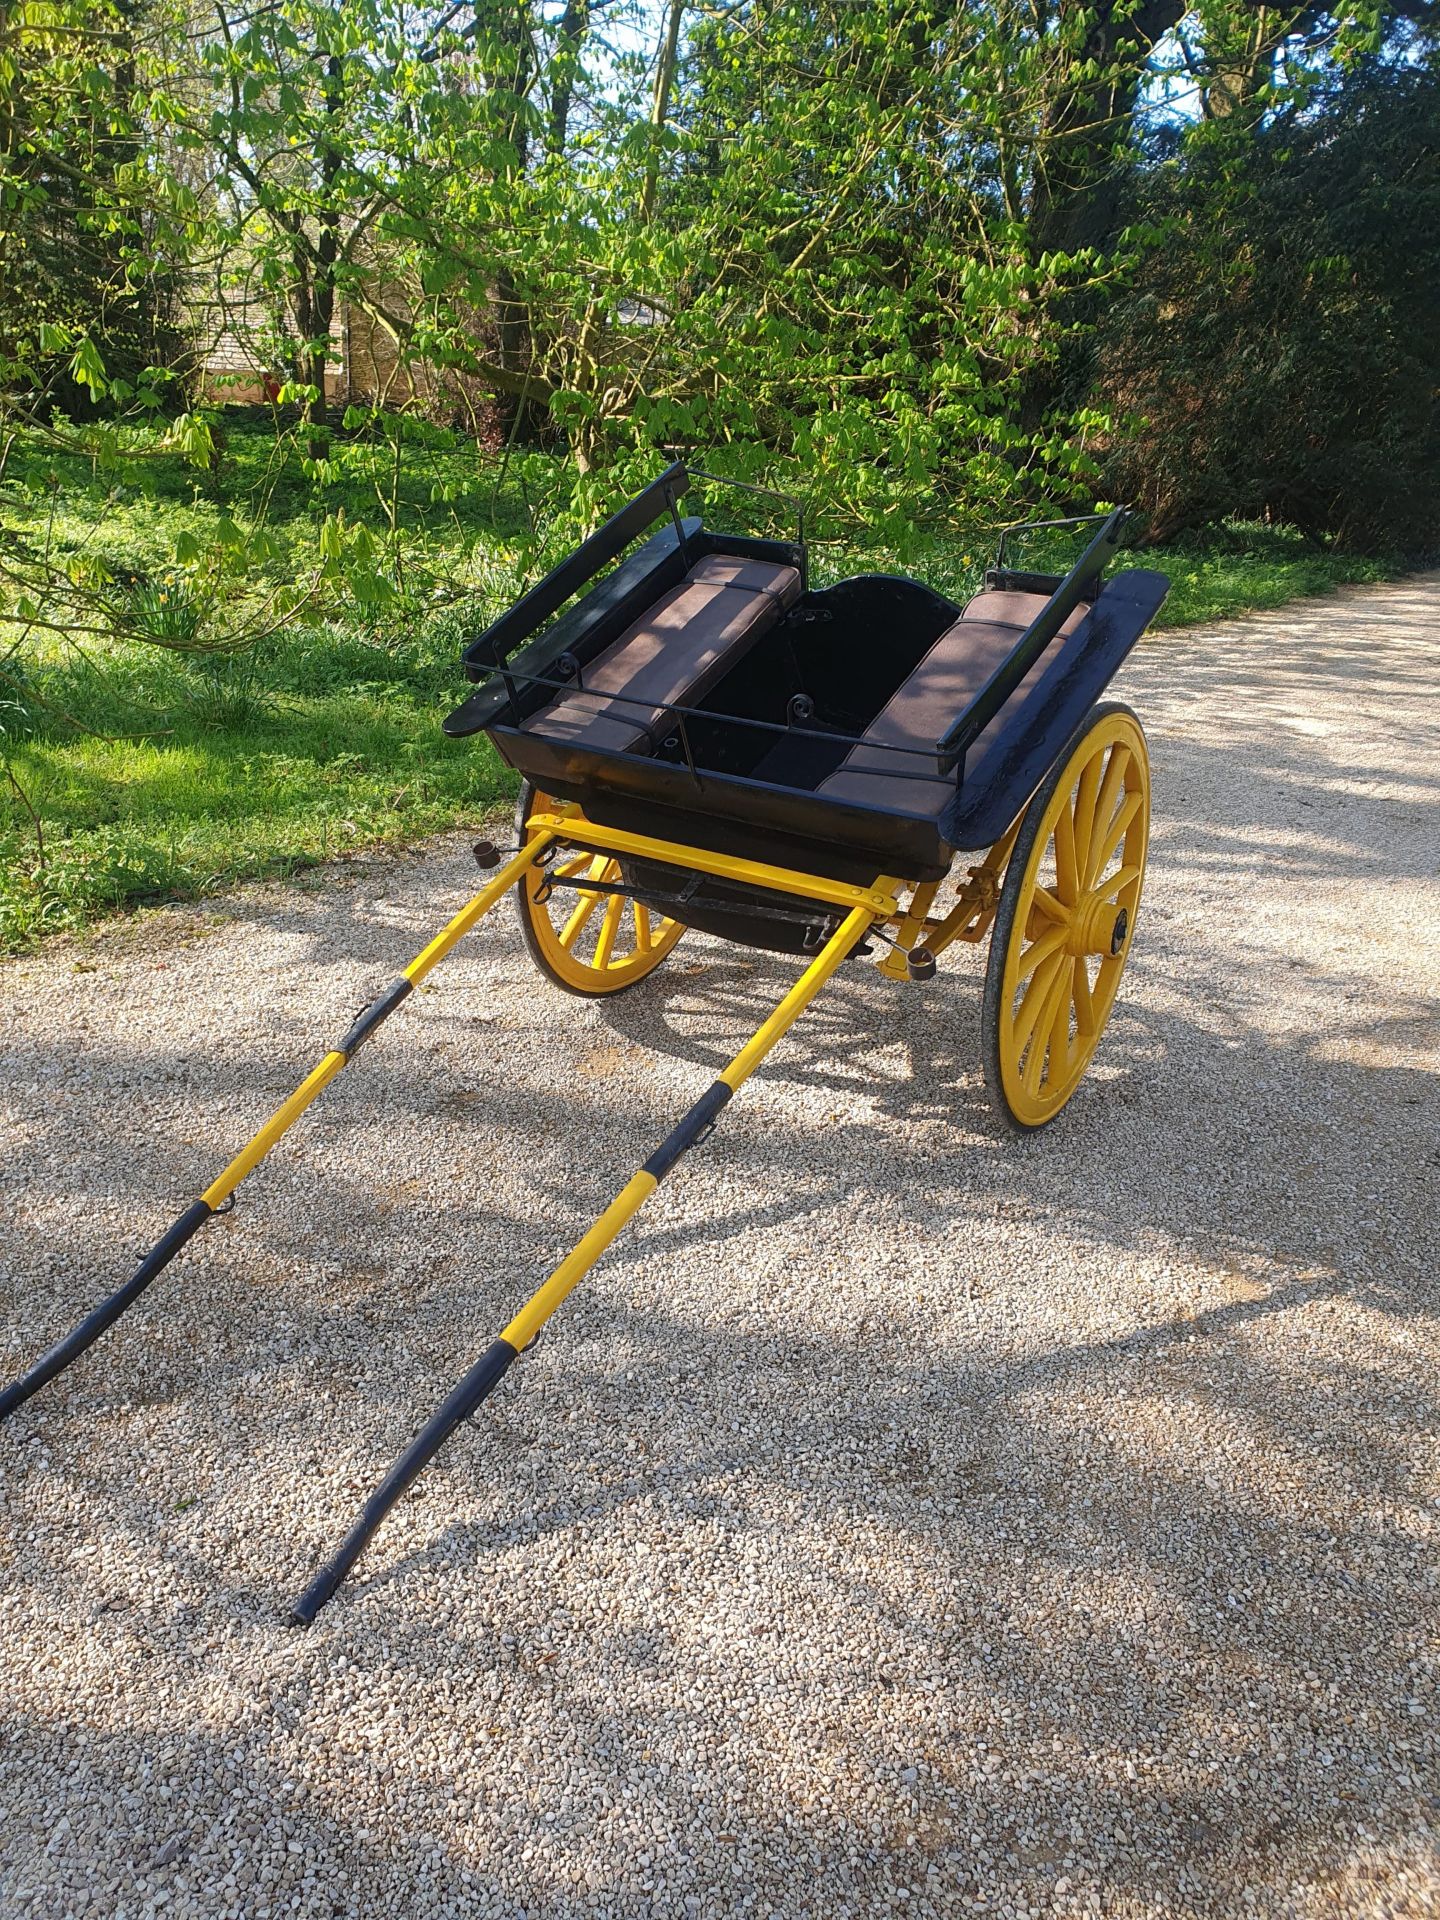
1,574,1436,1920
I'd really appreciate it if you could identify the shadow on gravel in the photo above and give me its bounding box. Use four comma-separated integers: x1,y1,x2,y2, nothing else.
4,1247,1434,1918
1,937,1435,1916
1,576,1436,1919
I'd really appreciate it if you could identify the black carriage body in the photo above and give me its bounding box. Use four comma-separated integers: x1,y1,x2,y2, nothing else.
444,464,1168,944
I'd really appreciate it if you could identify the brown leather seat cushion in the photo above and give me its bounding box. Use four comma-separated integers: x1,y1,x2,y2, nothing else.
523,554,801,755
814,588,1090,818
959,588,1088,637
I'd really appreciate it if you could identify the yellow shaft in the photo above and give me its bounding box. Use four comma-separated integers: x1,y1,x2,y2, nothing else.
499,902,880,1352
720,904,877,1090
404,837,551,985
201,1053,348,1207
500,1171,658,1353
201,835,550,1209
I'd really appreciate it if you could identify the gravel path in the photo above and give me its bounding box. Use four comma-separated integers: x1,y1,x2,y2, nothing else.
1,574,1437,1920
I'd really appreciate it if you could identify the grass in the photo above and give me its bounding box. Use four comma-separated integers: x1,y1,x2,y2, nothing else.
0,420,1406,951
0,615,515,948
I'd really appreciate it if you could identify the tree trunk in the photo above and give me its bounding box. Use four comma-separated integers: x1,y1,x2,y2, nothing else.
483,2,542,441
548,0,589,155
1028,0,1186,260
1020,0,1185,441
295,48,344,449
640,0,685,222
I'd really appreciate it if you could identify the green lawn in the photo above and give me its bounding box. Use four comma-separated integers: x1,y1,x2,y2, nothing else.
0,423,1400,950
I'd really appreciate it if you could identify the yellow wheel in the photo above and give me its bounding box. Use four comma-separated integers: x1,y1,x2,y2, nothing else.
514,783,687,996
981,702,1150,1131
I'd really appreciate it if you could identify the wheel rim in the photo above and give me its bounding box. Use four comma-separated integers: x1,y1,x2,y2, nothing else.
997,711,1150,1126
521,804,686,994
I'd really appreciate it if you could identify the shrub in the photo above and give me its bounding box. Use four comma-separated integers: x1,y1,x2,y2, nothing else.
1097,66,1440,555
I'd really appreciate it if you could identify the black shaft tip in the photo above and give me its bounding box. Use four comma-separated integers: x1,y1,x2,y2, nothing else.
0,1199,212,1425
289,1563,342,1627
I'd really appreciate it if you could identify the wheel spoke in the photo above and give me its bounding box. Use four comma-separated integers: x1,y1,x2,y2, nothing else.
1014,949,1065,1052
553,851,596,880
1071,752,1104,873
1095,861,1141,901
1092,791,1142,880
594,894,624,969
634,902,652,952
560,888,603,948
1045,961,1074,1082
1022,962,1071,1094
1016,921,1068,984
565,854,612,911
1053,805,1080,905
1072,956,1096,1035
1084,747,1130,887
1030,885,1068,926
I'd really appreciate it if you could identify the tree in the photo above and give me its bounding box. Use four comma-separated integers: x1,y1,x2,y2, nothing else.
199,0,397,439
1095,62,1440,552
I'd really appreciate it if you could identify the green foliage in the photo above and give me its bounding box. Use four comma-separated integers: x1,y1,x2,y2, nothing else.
0,2,189,419
1098,64,1440,554
0,0,1427,949
117,577,209,648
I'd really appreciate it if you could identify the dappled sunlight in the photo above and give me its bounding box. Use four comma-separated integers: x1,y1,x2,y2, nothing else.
1,580,1437,1916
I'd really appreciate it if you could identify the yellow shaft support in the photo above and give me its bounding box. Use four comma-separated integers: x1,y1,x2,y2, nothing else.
720,903,881,1089
194,833,549,1209
526,805,900,920
499,901,881,1352
294,889,895,1621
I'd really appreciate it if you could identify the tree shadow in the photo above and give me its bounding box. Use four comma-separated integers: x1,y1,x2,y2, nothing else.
2,573,1437,1917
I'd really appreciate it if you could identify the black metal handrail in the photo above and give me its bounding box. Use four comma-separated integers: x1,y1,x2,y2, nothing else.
477,659,952,791
686,465,807,568
937,507,1129,780
466,461,691,672
994,509,1123,576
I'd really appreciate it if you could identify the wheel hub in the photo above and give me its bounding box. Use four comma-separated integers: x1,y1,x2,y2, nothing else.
1066,888,1129,957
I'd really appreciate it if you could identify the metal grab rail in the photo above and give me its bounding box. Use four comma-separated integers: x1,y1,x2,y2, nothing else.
993,509,1124,576
937,507,1130,780
472,659,959,788
465,461,691,672
686,465,807,570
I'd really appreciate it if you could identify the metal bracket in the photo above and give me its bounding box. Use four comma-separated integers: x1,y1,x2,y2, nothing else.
965,863,1001,915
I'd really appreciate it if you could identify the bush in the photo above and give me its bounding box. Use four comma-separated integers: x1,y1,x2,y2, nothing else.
1098,66,1440,555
